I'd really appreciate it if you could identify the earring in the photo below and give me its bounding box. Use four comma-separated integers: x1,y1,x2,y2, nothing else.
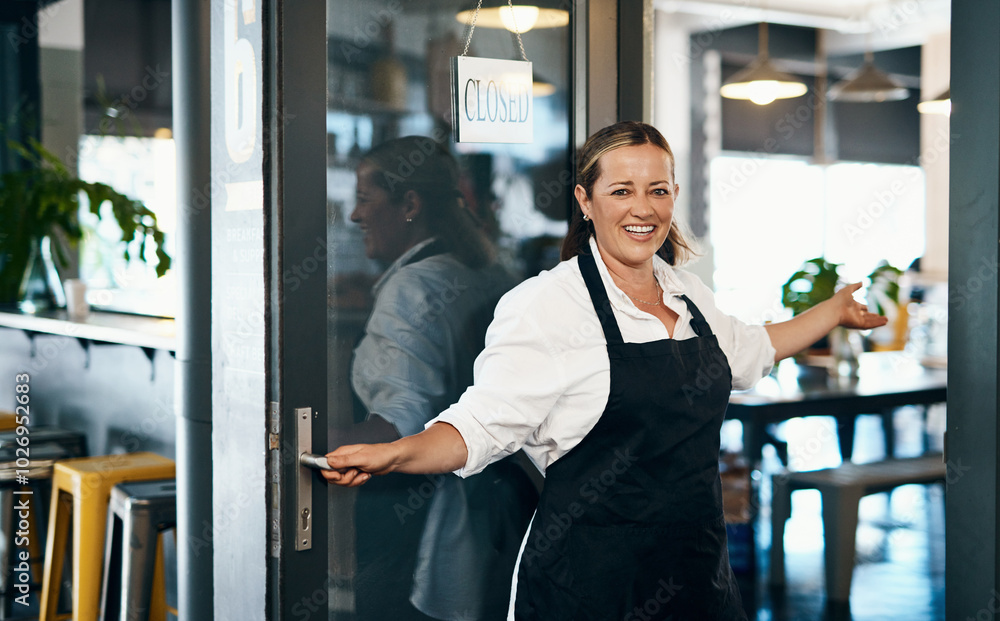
582,214,590,221
406,217,413,223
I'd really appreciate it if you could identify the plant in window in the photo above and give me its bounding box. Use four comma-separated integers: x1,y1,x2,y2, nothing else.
0,136,171,309
781,257,842,317
780,257,842,358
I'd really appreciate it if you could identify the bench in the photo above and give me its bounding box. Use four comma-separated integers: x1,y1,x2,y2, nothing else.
769,455,946,602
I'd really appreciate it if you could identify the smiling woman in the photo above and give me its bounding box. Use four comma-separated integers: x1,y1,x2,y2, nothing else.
323,121,886,620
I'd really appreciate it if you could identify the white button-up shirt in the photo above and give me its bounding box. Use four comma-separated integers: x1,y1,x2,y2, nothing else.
430,237,776,477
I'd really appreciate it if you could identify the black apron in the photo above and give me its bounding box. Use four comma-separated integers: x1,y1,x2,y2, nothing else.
513,251,747,621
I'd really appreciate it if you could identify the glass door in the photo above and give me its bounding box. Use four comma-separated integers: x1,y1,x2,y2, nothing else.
320,1,574,619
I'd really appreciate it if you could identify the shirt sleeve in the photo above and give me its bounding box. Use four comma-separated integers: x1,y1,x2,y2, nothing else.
680,273,776,391
429,284,572,477
351,273,451,438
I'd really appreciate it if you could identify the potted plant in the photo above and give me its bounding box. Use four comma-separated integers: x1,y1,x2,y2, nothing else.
781,257,842,354
0,136,171,310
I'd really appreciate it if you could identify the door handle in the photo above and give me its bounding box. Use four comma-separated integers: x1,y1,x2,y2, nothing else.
299,452,332,470
295,407,320,551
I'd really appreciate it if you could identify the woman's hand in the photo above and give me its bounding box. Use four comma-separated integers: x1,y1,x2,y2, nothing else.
320,443,399,487
766,282,889,361
320,422,470,487
833,282,890,330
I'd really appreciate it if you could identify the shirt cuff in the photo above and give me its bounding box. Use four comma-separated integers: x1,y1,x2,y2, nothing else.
426,408,494,478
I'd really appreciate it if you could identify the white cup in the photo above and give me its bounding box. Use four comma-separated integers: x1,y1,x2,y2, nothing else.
64,279,89,320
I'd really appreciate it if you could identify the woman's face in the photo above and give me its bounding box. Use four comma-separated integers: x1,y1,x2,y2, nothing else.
575,143,679,273
351,162,411,263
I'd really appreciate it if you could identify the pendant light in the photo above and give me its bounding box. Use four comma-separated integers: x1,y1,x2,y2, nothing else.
917,87,951,115
455,3,569,34
720,22,808,106
828,48,909,102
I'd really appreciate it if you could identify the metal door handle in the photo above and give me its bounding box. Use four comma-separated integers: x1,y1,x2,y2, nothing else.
299,452,332,471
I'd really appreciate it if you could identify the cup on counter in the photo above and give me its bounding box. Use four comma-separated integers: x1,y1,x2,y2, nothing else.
64,279,89,320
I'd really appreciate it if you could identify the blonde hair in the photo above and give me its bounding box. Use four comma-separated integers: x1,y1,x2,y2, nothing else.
560,121,697,265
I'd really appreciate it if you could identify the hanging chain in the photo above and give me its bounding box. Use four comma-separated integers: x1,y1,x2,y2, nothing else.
461,0,530,62
461,0,483,57
508,0,529,62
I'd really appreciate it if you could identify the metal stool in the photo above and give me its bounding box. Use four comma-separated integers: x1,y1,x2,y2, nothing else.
100,479,176,621
39,452,175,621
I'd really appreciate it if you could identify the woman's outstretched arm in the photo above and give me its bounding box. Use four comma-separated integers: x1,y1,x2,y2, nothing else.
764,282,889,362
320,422,469,487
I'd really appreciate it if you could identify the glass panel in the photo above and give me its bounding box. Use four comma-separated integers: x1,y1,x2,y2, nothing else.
324,2,572,618
709,155,925,326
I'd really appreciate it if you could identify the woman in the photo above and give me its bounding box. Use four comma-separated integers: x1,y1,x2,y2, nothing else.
345,136,536,621
325,123,886,620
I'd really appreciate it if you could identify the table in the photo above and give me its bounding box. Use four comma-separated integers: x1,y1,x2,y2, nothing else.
727,351,947,466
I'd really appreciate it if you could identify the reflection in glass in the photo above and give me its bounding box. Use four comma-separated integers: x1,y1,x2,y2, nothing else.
325,3,571,618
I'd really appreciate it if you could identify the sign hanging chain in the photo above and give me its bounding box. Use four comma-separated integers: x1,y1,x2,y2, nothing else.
461,0,530,62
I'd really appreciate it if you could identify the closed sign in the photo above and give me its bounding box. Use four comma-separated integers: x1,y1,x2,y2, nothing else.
451,56,533,144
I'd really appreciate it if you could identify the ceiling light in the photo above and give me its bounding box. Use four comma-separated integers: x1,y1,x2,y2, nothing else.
455,5,569,34
720,22,808,106
917,87,951,116
829,50,909,102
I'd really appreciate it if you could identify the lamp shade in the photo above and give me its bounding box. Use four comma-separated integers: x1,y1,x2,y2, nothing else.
829,61,909,102
719,22,808,106
720,57,809,105
455,5,569,33
917,87,951,115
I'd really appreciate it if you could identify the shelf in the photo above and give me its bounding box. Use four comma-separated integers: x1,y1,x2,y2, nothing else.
0,308,176,352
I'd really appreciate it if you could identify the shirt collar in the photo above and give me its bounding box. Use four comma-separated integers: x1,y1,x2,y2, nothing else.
372,237,438,296
586,236,686,314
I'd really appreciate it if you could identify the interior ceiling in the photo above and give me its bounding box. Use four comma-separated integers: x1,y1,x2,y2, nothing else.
654,0,951,54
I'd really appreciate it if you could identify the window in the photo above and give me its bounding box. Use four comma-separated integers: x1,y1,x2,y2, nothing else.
709,154,925,325
77,134,177,317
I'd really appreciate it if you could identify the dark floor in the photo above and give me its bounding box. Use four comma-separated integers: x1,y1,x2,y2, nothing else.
0,407,945,620
743,405,946,621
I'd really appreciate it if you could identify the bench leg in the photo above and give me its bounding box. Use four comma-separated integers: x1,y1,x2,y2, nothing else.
769,474,792,587
820,486,864,603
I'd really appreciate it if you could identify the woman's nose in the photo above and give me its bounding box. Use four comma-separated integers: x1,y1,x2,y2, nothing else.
350,204,362,223
631,196,653,217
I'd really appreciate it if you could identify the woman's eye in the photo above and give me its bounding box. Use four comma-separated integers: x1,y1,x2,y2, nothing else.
652,188,670,196
611,189,629,196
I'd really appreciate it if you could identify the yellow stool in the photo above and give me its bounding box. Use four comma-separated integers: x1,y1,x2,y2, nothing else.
39,452,175,621
0,411,17,431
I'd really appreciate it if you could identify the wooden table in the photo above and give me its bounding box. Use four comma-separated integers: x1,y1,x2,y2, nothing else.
727,351,947,466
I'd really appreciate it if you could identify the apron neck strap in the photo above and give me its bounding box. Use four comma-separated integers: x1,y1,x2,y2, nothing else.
677,294,714,337
578,251,625,345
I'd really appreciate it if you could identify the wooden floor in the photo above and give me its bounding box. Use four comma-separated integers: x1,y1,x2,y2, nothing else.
747,406,946,621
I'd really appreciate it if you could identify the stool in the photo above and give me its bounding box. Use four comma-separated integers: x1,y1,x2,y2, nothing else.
0,427,87,595
769,455,946,602
0,426,88,458
100,479,176,621
0,412,17,432
0,443,70,597
39,452,175,621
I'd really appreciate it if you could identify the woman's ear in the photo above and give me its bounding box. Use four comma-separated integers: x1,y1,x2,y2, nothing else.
573,184,591,219
402,189,423,222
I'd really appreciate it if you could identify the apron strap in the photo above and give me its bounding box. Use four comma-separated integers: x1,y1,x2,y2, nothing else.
577,251,625,345
678,294,714,337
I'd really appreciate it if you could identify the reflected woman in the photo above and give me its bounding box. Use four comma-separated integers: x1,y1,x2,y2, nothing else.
344,136,537,621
